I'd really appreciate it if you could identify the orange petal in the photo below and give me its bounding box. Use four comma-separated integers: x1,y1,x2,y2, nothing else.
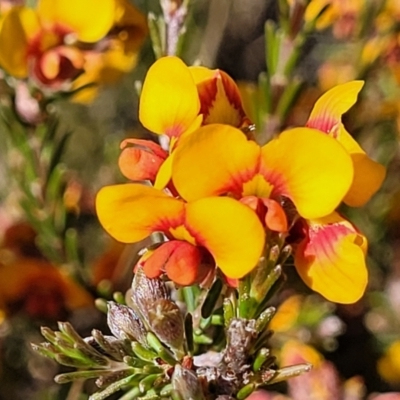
262,198,288,232
172,124,261,201
294,212,368,304
240,196,288,232
96,184,185,243
261,128,353,219
306,80,364,135
139,56,202,138
185,196,265,278
190,66,251,128
118,139,167,182
161,241,202,286
40,50,61,79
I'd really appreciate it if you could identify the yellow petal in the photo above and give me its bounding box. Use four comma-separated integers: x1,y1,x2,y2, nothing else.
280,339,323,367
344,151,386,207
0,6,39,77
308,80,385,207
307,80,364,135
172,124,260,201
154,153,174,190
38,0,116,42
269,295,303,332
378,341,400,384
294,212,368,304
261,128,353,219
186,196,265,278
336,126,386,207
96,184,185,243
139,56,201,138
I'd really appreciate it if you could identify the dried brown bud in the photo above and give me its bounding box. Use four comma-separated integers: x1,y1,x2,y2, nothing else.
107,302,147,345
148,299,184,354
172,365,206,400
131,266,169,324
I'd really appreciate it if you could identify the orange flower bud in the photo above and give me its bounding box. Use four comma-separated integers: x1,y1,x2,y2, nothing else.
139,240,213,286
118,138,168,182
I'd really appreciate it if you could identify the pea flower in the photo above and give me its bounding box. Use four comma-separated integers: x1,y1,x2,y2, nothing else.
121,55,251,185
0,0,147,97
96,184,265,285
170,120,370,303
139,56,251,144
171,124,353,220
290,80,385,303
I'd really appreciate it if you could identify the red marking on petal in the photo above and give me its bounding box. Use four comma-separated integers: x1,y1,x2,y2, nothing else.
306,116,340,138
301,219,359,266
219,70,250,127
196,70,251,128
165,124,186,138
197,73,218,120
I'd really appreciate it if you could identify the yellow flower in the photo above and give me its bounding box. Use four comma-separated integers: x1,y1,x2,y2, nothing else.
305,0,363,38
378,341,400,384
0,0,147,97
126,56,252,189
96,184,265,281
171,124,353,220
139,56,251,144
169,90,373,303
0,257,93,319
0,222,92,319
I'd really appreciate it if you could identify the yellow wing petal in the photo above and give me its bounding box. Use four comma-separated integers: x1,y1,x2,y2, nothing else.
96,184,185,243
186,196,265,278
261,128,353,219
295,213,368,304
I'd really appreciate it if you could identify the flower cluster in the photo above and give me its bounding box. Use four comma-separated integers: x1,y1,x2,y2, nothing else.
96,56,385,304
0,0,147,99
